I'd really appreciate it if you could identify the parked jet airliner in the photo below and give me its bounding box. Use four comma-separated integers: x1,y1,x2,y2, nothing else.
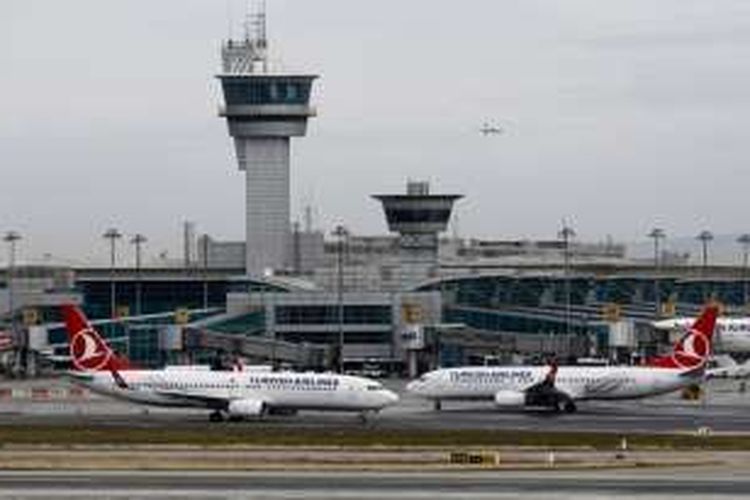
407,306,718,413
653,316,750,353
707,354,750,379
62,305,398,422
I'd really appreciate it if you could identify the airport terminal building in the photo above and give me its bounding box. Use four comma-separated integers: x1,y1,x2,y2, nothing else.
2,12,749,378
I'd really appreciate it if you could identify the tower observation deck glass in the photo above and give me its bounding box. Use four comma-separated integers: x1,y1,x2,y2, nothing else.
221,76,314,106
384,208,454,224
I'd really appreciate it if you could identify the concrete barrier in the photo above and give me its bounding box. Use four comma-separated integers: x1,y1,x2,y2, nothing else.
0,387,90,401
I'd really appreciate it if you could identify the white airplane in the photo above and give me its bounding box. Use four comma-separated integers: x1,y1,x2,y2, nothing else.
62,305,399,422
707,354,750,379
653,316,750,353
407,306,718,413
480,122,504,135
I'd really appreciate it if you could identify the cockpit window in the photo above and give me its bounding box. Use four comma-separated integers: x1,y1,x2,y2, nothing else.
366,384,382,391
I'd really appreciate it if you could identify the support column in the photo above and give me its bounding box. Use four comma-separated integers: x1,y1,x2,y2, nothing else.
238,137,291,276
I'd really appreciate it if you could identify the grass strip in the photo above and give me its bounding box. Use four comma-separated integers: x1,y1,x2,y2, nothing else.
0,425,748,450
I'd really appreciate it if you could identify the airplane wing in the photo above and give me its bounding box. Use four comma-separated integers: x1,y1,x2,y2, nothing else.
154,390,269,416
154,389,231,410
520,363,576,406
492,363,578,412
580,375,626,397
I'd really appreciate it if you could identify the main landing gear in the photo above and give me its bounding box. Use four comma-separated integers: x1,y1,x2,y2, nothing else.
358,410,378,425
561,400,577,414
433,399,442,411
209,410,225,422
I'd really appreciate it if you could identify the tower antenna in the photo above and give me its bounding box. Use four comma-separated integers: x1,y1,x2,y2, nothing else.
226,0,234,41
304,205,313,233
223,0,268,74
451,206,460,240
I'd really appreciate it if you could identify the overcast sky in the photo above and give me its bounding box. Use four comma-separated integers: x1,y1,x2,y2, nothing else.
3,0,750,265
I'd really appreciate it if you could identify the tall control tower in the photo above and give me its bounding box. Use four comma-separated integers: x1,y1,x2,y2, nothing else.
217,9,317,276
374,181,462,288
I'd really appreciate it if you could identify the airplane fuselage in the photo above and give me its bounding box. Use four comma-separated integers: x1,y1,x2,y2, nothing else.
70,369,398,413
407,365,698,403
654,318,750,353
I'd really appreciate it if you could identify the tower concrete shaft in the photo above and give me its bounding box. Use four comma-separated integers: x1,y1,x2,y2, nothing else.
374,181,462,289
217,18,317,276
239,137,290,275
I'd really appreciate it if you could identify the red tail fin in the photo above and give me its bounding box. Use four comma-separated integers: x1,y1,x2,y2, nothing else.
647,305,718,369
62,305,130,371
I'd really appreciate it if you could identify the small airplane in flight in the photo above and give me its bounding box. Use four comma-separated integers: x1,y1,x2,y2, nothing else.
653,316,750,353
62,305,399,422
480,122,504,135
407,306,718,413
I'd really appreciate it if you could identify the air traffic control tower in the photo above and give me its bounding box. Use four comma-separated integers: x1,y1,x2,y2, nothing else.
374,181,462,288
217,13,317,276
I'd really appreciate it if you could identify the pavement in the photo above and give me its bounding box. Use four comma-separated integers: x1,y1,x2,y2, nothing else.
0,377,748,434
0,468,749,499
0,446,739,471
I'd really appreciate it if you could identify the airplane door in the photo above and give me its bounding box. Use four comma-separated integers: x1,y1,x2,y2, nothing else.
228,375,242,399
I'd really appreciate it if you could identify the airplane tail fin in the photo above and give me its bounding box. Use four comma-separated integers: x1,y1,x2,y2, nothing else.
647,305,718,370
62,305,130,372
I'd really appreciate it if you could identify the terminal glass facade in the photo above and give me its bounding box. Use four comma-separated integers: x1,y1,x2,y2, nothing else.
275,305,391,326
279,330,390,345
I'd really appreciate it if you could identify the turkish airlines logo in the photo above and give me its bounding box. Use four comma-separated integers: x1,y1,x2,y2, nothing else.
672,329,710,369
70,328,111,371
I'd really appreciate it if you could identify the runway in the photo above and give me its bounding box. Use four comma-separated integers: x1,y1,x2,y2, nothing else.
0,468,748,499
0,378,748,434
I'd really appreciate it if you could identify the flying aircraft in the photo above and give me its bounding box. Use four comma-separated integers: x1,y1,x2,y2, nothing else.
479,122,503,135
62,305,398,422
653,316,750,353
406,306,718,413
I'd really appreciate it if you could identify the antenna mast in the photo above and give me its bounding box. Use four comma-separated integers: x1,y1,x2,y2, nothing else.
222,0,268,74
304,205,313,233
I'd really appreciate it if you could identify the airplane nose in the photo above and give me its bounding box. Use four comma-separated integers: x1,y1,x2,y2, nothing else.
383,390,399,406
405,380,420,393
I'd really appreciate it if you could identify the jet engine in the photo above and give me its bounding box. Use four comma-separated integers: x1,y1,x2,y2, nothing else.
227,399,265,417
493,390,526,407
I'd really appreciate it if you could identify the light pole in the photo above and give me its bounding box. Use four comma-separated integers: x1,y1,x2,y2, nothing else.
696,230,713,301
332,224,349,374
3,231,21,322
201,235,209,310
103,228,122,320
696,230,713,272
558,223,575,339
4,231,21,374
738,234,750,307
695,229,714,301
648,228,666,318
131,234,147,316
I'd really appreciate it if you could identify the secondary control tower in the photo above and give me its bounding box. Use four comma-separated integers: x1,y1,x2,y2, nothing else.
374,181,462,288
217,10,317,276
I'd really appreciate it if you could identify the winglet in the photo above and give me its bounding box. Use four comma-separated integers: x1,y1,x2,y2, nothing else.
544,358,559,386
